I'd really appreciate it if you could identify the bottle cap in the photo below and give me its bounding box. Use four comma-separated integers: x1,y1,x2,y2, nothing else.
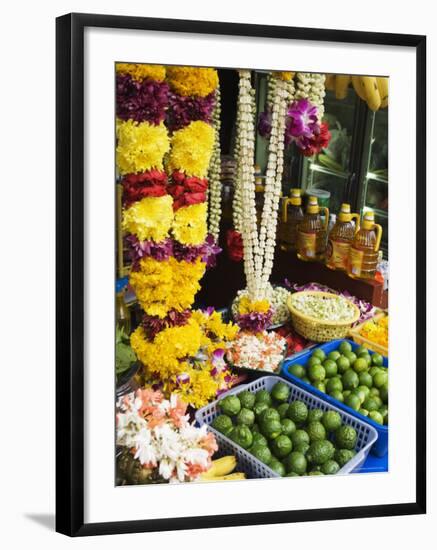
362,210,375,229
338,203,352,222
307,195,320,214
290,188,302,205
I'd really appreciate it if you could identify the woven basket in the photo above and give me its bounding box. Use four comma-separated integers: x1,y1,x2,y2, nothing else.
287,291,360,342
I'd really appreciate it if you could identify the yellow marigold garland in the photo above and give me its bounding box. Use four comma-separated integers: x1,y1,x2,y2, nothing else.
122,195,173,242
172,203,208,245
116,120,170,175
168,121,214,177
237,296,271,315
115,63,166,82
166,66,218,97
191,310,239,342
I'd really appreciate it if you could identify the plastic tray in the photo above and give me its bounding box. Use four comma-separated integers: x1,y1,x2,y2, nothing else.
196,376,378,477
281,339,388,457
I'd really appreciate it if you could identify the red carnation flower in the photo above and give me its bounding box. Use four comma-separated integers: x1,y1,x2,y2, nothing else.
226,229,244,262
167,171,208,210
122,170,168,207
301,122,332,157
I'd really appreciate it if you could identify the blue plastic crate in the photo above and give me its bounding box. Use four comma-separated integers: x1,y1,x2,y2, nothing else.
281,339,388,457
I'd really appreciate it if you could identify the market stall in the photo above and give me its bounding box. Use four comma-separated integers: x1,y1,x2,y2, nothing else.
114,64,389,484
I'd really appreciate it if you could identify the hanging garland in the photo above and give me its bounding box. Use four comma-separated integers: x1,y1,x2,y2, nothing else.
207,86,222,240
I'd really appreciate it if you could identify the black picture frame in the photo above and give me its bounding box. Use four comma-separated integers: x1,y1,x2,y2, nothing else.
56,12,426,537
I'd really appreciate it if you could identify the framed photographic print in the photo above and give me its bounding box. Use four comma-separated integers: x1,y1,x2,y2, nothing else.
56,12,426,536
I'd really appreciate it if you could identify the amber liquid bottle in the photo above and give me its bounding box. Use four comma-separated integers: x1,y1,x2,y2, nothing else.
347,210,383,279
279,188,304,251
326,203,360,271
296,196,329,262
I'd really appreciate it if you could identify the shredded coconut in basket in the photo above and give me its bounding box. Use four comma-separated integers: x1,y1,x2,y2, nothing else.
290,293,356,322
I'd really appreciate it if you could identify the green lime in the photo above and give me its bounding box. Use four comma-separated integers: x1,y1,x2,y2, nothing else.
359,408,369,416
313,381,326,393
251,444,272,464
238,390,256,410
308,363,326,382
294,441,310,455
326,377,343,394
379,383,388,404
236,408,255,427
371,353,384,366
277,402,290,419
283,451,307,475
369,366,381,378
379,405,389,424
268,459,286,477
308,470,325,476
369,387,380,397
307,356,322,368
312,348,326,362
323,359,338,377
351,387,366,404
286,471,300,477
372,396,383,408
211,414,233,435
306,440,335,465
252,432,268,447
255,389,272,405
329,390,344,402
327,350,341,361
302,376,311,384
343,390,351,398
336,355,350,374
291,429,310,447
334,448,356,467
357,385,371,399
260,419,282,440
362,397,379,412
345,394,361,411
355,345,368,356
259,407,280,424
358,371,373,388
321,410,342,432
307,408,324,423
253,401,269,418
373,371,388,388
287,363,306,379
306,421,327,442
335,425,357,450
321,459,340,475
338,341,353,354
287,401,308,424
344,351,357,364
342,369,359,390
281,418,296,436
271,381,290,403
229,425,253,449
219,395,241,416
352,358,368,374
270,434,293,458
359,353,372,366
368,410,384,425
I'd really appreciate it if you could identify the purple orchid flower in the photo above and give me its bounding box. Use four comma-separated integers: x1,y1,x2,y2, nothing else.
286,98,319,139
258,109,272,138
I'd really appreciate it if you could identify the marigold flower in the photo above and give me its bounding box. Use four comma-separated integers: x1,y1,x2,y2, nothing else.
172,203,208,245
168,121,214,177
116,120,170,175
166,66,218,97
116,63,166,82
122,195,173,242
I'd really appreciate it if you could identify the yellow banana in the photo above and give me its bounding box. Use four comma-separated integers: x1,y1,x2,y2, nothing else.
335,75,351,99
325,74,336,91
376,77,389,108
360,76,381,111
201,456,237,479
202,472,246,482
351,76,367,101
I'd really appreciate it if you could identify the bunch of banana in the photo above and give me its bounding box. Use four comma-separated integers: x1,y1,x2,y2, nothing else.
351,76,388,111
200,455,246,482
325,74,389,111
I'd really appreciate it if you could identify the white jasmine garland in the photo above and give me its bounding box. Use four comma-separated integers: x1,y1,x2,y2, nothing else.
207,87,222,240
294,72,326,121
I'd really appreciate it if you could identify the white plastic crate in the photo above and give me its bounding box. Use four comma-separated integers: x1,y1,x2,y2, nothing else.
196,376,378,477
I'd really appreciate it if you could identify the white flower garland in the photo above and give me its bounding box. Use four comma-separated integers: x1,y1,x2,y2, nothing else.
295,72,326,121
235,70,289,301
207,87,222,240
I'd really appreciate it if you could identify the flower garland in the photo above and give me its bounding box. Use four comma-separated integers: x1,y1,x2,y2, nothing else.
207,86,222,241
115,63,236,410
116,389,217,483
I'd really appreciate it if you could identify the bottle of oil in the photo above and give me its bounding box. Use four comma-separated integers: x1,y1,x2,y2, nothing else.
347,210,382,279
326,203,360,271
296,196,329,261
279,188,304,251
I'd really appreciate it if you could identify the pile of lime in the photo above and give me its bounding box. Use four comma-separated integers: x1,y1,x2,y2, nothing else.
287,341,388,425
211,381,360,477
